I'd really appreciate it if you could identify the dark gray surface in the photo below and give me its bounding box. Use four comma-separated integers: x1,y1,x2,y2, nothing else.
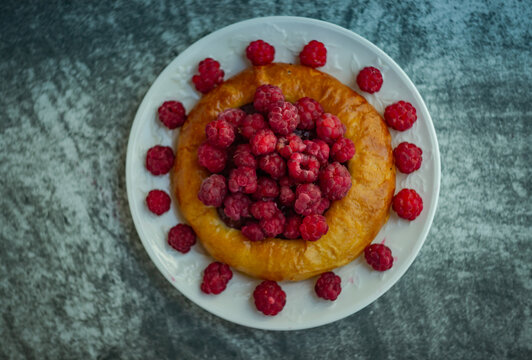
1,0,531,359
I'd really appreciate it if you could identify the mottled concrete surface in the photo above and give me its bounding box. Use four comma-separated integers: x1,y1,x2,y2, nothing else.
0,0,530,359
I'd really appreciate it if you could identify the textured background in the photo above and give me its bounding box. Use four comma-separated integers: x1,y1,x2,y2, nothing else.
1,0,531,359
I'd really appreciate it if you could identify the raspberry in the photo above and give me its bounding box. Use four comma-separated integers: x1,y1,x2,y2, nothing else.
200,262,233,294
384,101,417,131
167,224,196,253
146,189,171,215
242,222,266,241
268,102,300,135
295,97,323,130
283,215,302,239
233,144,257,169
277,133,306,159
217,108,246,128
246,40,275,66
279,185,296,207
253,177,280,200
223,193,251,221
250,129,277,156
250,200,278,220
217,206,244,229
228,166,257,194
315,272,342,300
393,142,422,174
279,176,296,187
315,198,330,215
294,183,322,216
299,40,327,68
197,142,227,173
356,66,383,94
287,152,320,183
192,58,224,94
392,189,423,220
331,137,356,163
319,162,351,201
253,281,286,316
299,214,328,241
198,174,227,207
260,211,286,237
253,85,285,113
364,244,394,271
239,113,267,139
259,152,286,179
146,145,175,175
158,100,186,129
205,119,235,149
316,113,346,144
303,139,330,166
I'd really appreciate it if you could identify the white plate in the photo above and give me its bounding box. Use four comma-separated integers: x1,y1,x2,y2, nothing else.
126,16,441,330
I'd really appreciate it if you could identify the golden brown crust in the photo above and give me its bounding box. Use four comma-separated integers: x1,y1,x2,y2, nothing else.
172,63,395,281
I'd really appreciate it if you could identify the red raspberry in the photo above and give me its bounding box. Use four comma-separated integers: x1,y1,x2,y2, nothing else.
253,280,286,316
268,102,300,136
294,183,322,216
299,214,328,241
253,177,280,200
299,40,327,68
295,97,323,130
384,101,417,131
192,58,224,94
316,113,346,144
146,145,175,175
260,211,285,237
392,189,423,220
146,190,171,215
233,144,257,169
356,66,383,94
250,129,277,156
287,152,320,183
246,40,275,66
393,142,422,174
276,133,306,159
331,137,356,163
197,142,227,173
253,85,285,113
279,185,296,207
228,166,257,194
223,193,251,221
319,162,351,201
167,224,196,254
198,174,227,207
303,139,330,166
279,176,296,187
364,244,394,271
250,200,278,220
200,262,233,294
158,100,186,129
239,113,267,139
315,198,330,215
315,272,342,300
283,215,302,239
259,152,286,179
217,108,246,128
242,222,266,241
205,119,235,148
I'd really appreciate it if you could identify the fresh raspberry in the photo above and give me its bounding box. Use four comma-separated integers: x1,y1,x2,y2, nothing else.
316,113,346,144
253,177,280,200
295,97,323,130
315,272,342,300
233,144,257,169
228,166,257,194
223,193,251,221
283,215,302,239
259,152,286,179
315,198,330,215
217,108,246,128
299,40,327,68
146,190,171,215
303,139,330,166
250,200,278,220
198,174,227,207
197,142,227,173
167,224,196,254
205,119,235,149
393,142,422,174
392,189,423,220
279,176,296,187
364,244,394,271
246,40,275,66
239,113,268,139
299,214,328,241
319,162,351,201
268,102,300,136
253,85,285,113
158,100,186,129
279,185,296,207
287,152,320,183
356,66,383,94
260,211,286,237
146,145,175,175
253,281,286,316
242,222,266,241
217,206,244,229
192,58,224,94
331,137,356,163
200,262,233,294
294,183,322,216
384,101,417,131
250,129,277,156
276,133,306,159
